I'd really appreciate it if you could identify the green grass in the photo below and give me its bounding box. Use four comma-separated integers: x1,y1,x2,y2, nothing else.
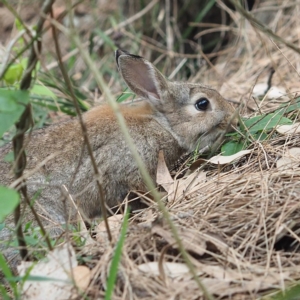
105,210,129,300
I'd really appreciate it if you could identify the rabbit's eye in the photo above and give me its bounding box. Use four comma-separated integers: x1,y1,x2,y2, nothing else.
195,98,209,111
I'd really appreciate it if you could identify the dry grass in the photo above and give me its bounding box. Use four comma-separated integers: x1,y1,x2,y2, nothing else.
197,1,300,117
1,0,300,299
78,2,300,299
80,134,300,299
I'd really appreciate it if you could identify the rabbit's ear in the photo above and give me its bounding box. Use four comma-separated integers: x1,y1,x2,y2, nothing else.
115,49,168,103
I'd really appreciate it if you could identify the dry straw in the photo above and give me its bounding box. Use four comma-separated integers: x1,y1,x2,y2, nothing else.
1,0,300,299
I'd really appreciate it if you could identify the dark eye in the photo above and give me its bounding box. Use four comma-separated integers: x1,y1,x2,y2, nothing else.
195,98,209,111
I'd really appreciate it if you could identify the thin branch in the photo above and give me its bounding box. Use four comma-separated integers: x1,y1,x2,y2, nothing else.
12,0,56,259
265,67,275,94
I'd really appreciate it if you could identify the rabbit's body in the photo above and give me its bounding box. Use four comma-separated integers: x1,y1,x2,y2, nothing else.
0,50,236,268
1,102,184,222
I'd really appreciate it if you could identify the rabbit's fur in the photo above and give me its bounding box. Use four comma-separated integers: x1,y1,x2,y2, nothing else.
0,49,236,266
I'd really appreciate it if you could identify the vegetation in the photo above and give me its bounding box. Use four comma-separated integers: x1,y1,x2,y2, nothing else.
1,0,300,299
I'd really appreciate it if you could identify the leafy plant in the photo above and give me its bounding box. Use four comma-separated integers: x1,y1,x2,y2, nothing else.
0,186,20,223
0,89,30,138
0,252,20,299
221,105,296,156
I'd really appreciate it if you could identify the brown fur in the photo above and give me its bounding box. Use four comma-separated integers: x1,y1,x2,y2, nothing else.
0,50,237,267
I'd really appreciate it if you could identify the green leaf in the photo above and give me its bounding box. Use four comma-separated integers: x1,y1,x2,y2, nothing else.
20,58,28,70
31,98,76,116
105,210,129,300
109,15,118,27
31,85,57,99
221,141,244,156
0,251,19,297
94,29,116,51
268,282,300,300
253,132,268,141
4,151,14,163
277,98,300,114
0,96,19,112
0,186,20,223
116,92,135,103
0,252,13,281
3,63,24,85
15,18,24,31
0,89,30,138
243,113,292,133
0,89,30,109
7,274,70,283
0,110,25,138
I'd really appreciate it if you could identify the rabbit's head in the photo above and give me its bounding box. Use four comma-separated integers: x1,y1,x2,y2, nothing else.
116,49,237,152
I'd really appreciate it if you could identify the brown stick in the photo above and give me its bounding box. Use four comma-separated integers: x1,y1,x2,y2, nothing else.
12,0,56,260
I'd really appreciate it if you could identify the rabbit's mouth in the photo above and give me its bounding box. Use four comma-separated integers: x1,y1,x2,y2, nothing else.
198,126,227,149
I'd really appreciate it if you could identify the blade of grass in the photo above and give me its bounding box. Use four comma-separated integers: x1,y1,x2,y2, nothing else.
0,252,19,298
105,210,129,300
94,29,116,51
182,0,216,39
31,99,76,116
0,285,11,300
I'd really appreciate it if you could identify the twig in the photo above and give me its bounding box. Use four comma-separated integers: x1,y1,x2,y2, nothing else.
12,0,56,260
62,185,95,247
265,67,275,94
165,0,174,53
270,39,300,78
168,58,187,80
12,105,31,260
9,153,57,189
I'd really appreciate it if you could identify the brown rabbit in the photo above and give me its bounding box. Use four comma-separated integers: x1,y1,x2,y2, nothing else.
0,49,237,265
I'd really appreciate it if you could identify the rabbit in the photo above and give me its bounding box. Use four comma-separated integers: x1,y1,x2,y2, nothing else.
0,49,237,268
